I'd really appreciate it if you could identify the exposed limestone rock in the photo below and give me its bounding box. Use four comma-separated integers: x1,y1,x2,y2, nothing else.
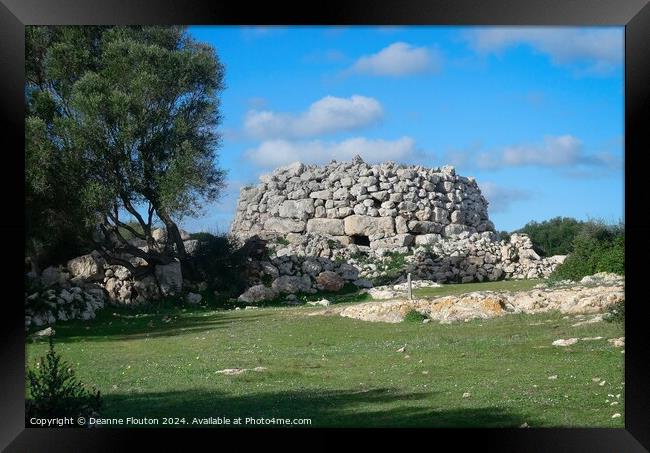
67,252,105,282
334,276,623,324
238,285,278,303
154,261,183,296
315,271,345,292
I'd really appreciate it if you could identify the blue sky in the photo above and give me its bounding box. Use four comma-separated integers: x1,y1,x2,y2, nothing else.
181,26,624,233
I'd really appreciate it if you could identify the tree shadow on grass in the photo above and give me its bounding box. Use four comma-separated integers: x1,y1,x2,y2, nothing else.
27,311,272,344
100,387,535,428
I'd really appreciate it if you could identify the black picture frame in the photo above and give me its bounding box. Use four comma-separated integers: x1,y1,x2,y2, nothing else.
2,0,649,450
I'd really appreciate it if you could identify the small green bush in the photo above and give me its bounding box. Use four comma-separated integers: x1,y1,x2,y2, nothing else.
403,309,428,323
26,337,102,425
185,232,249,300
551,221,624,281
604,300,624,323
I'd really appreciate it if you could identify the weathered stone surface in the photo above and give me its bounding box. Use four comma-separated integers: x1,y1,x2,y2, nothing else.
333,276,624,324
306,218,345,236
67,252,105,281
40,266,69,287
271,275,312,294
238,285,278,303
263,218,306,233
279,199,314,220
154,261,183,296
315,271,345,292
186,292,202,305
344,215,395,237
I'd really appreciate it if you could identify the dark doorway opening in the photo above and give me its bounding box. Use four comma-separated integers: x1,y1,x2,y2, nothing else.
350,235,370,246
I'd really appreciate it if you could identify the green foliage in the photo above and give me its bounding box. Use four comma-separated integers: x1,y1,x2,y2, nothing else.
371,251,409,286
25,26,227,268
497,231,511,242
403,309,428,323
383,251,407,271
551,221,624,281
350,251,370,264
26,338,102,424
515,217,586,256
275,237,290,246
185,232,248,298
604,300,624,324
117,220,145,241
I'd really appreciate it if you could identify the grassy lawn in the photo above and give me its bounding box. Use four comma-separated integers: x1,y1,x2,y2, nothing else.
413,278,543,298
25,280,624,428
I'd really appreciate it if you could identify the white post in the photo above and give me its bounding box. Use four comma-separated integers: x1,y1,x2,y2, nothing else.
407,273,412,300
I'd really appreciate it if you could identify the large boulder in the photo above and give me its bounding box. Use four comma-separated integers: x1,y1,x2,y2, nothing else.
263,218,306,233
271,275,312,294
67,252,105,282
154,261,183,296
315,271,345,292
238,285,278,304
407,221,441,234
132,275,160,303
152,228,166,242
278,199,314,220
40,266,69,287
344,215,395,237
306,218,345,236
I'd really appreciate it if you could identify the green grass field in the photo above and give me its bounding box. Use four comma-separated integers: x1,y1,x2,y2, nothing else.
25,279,624,428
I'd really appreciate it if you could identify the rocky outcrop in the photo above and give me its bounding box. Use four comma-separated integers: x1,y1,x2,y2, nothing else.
334,276,624,324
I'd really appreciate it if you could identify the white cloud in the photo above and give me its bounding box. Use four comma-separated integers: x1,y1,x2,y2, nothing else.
347,42,441,77
480,182,533,213
245,136,417,167
244,95,383,140
466,27,623,74
446,135,621,170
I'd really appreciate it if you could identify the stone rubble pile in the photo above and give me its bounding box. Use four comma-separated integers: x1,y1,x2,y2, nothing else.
25,228,195,327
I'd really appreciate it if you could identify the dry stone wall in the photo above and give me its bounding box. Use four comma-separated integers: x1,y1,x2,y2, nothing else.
231,156,494,246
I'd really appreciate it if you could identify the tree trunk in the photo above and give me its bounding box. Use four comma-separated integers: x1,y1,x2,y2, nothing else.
157,209,187,260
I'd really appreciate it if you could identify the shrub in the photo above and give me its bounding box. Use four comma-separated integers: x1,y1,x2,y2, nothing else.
515,217,586,257
551,220,624,281
403,309,428,323
185,232,249,300
604,300,624,323
26,337,102,425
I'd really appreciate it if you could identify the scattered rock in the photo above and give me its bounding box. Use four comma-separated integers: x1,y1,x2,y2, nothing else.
552,338,579,347
307,299,331,307
608,337,625,348
33,327,55,337
238,285,278,304
185,292,202,305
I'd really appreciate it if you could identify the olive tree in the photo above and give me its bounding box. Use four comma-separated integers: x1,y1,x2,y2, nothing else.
26,26,226,276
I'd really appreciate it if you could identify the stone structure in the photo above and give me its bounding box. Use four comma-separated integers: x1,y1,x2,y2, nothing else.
231,157,494,246
230,157,566,301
